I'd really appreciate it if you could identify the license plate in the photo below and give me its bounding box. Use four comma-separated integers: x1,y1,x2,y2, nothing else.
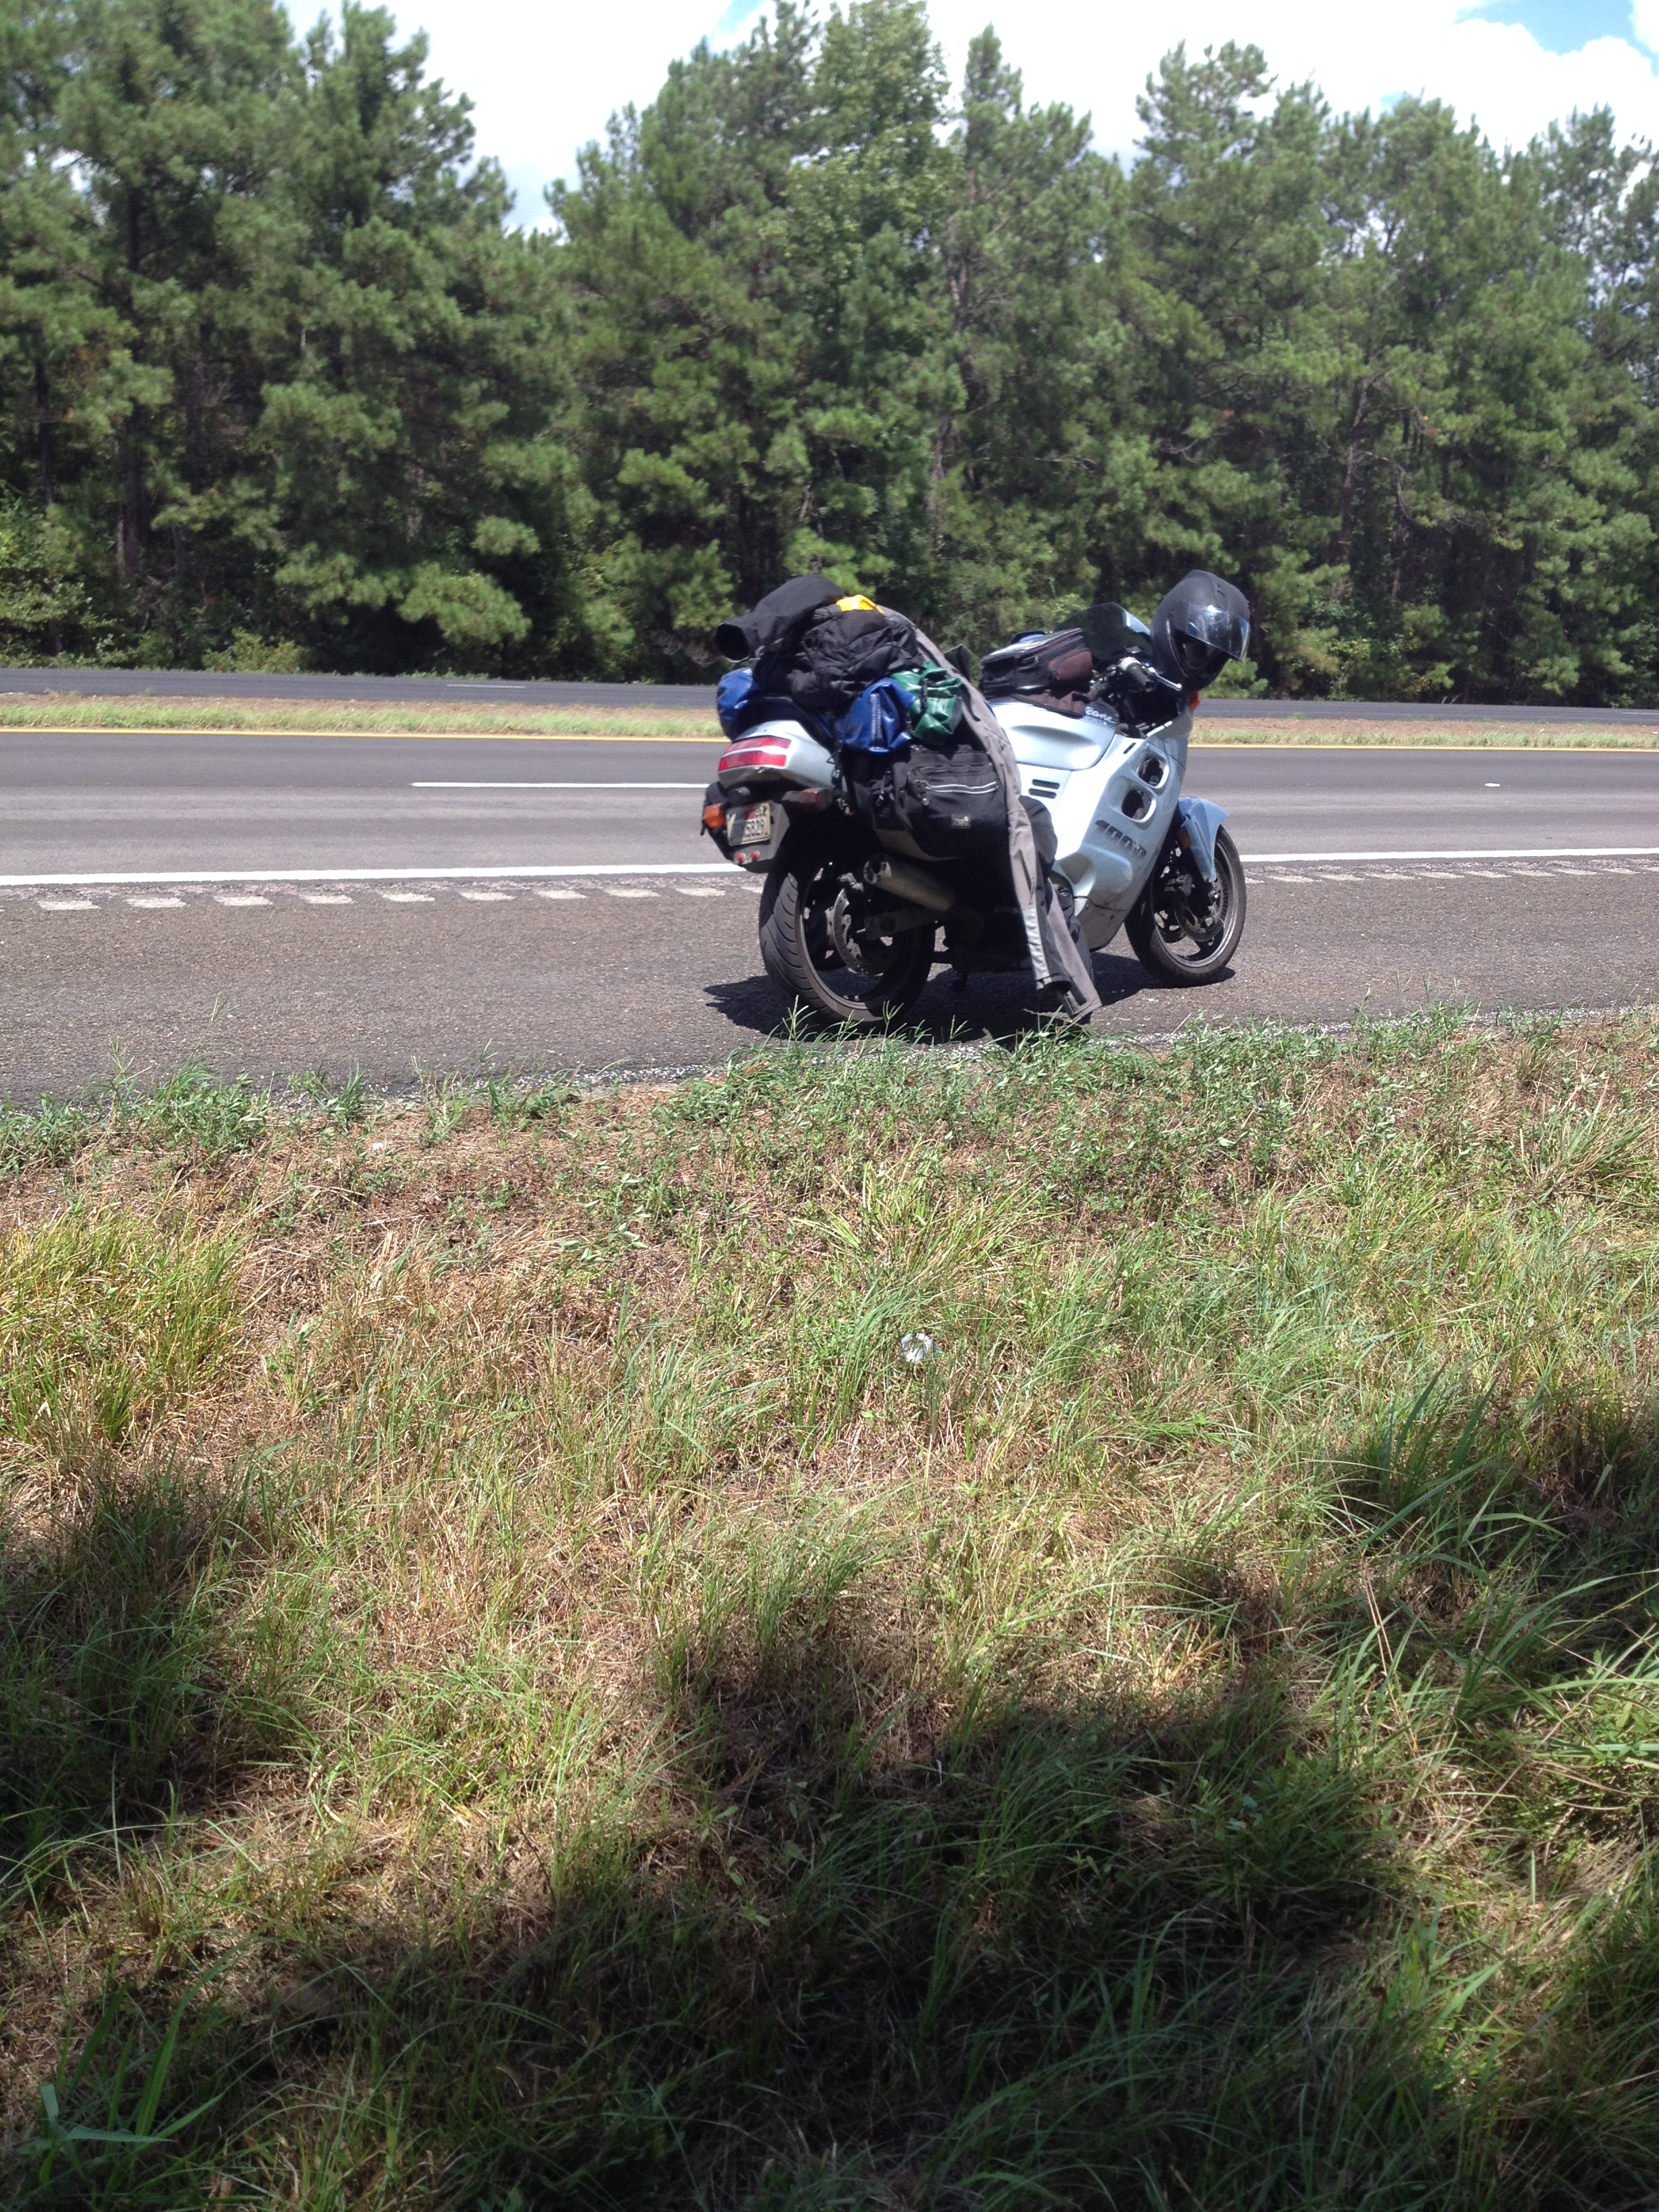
728,802,773,847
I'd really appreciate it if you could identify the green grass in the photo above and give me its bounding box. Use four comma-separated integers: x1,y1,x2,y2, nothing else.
0,696,721,739
1,1012,1658,2208
1,692,1656,746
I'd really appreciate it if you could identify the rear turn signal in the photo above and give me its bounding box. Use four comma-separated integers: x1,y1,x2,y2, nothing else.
702,802,726,831
1189,691,1203,709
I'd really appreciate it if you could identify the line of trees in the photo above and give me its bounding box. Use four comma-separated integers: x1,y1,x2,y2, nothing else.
4,0,1659,699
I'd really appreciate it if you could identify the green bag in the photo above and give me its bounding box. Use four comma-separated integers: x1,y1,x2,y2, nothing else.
890,662,964,745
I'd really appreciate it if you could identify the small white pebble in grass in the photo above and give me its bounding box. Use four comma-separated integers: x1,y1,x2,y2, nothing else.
215,893,270,906
604,887,658,899
370,1141,387,1152
459,890,512,901
380,890,433,901
301,893,352,903
900,1332,937,1366
37,897,96,911
535,887,583,900
127,895,183,907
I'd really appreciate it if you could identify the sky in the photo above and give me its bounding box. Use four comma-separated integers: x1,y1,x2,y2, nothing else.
347,0,1659,224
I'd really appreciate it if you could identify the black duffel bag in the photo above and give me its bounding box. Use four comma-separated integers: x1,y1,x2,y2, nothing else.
780,602,921,714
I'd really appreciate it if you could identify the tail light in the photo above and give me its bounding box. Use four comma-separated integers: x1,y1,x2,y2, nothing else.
718,738,791,775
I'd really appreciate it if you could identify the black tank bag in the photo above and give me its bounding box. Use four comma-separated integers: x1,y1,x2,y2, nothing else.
978,627,1096,718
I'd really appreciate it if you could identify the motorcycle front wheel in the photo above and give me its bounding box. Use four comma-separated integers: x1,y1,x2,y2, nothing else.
1126,825,1247,985
758,851,936,1027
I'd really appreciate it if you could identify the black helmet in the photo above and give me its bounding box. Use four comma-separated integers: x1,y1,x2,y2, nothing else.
1151,571,1250,688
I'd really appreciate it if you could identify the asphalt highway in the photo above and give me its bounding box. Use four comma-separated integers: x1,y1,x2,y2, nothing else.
1,728,1656,1097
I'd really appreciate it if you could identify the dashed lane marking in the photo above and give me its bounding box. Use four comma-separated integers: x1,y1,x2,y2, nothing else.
300,893,352,903
603,888,659,899
215,893,270,905
379,890,433,902
0,863,743,887
458,889,513,901
37,897,94,910
127,895,183,907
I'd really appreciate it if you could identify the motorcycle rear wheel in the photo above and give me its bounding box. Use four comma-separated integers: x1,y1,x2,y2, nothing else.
1126,825,1246,985
758,851,935,1027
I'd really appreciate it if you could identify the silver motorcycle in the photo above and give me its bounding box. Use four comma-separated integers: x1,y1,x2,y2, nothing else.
704,572,1252,1025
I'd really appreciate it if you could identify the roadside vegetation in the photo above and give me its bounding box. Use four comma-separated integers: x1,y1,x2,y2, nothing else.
0,699,721,741
7,1,1659,703
2,1012,1658,2208
2,695,1657,750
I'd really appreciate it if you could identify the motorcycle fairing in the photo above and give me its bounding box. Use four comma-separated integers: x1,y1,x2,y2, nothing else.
1177,796,1228,885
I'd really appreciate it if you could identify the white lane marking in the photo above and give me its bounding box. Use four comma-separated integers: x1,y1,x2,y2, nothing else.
459,889,512,901
676,886,725,897
128,895,183,907
215,893,270,906
410,781,705,790
535,888,583,900
37,897,95,910
1240,845,1659,862
1268,872,1314,882
301,893,352,903
604,888,659,899
380,890,433,903
0,863,743,886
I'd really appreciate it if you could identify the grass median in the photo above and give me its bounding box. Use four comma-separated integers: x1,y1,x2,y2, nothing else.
3,1012,1658,2209
3,693,1658,747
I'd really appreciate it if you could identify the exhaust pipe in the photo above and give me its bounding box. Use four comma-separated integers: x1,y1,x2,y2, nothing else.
869,857,956,914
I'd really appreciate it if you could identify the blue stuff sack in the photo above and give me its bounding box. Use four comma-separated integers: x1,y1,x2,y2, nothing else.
835,676,912,754
717,666,760,737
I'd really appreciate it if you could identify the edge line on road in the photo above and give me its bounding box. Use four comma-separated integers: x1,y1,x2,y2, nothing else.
1240,846,1659,862
5,726,1659,752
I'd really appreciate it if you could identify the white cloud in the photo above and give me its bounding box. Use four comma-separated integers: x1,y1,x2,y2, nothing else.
361,0,1659,224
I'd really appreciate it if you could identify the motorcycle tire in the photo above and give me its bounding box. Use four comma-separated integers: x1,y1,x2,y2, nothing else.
758,850,935,1027
1126,824,1246,985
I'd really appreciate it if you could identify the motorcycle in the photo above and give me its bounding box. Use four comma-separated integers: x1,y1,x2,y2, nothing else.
701,572,1251,1027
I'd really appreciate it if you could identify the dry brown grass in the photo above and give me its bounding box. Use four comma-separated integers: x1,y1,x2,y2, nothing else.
3,1015,1658,2207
